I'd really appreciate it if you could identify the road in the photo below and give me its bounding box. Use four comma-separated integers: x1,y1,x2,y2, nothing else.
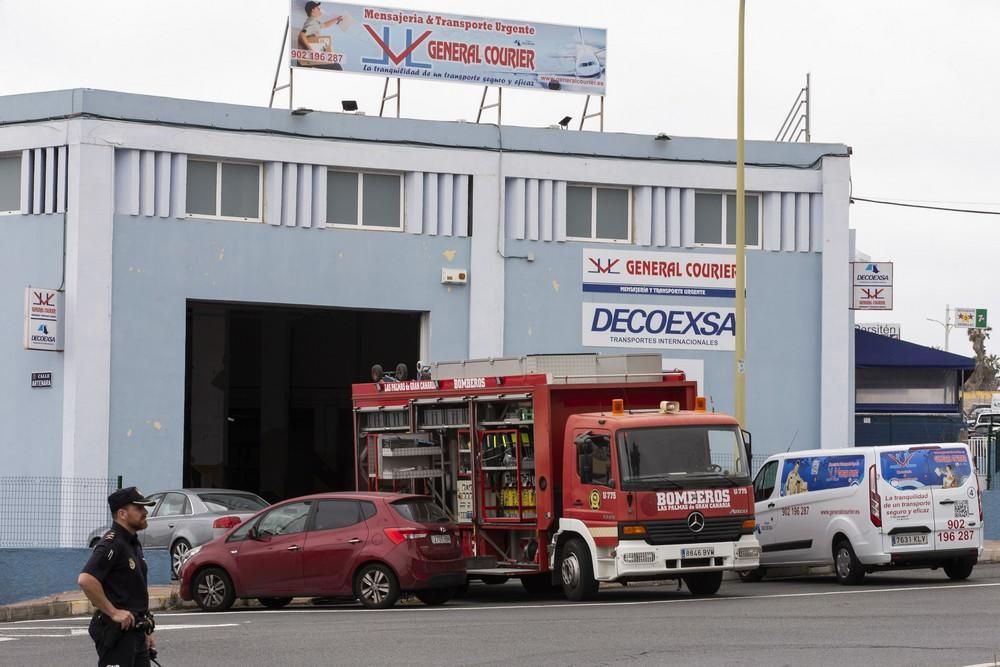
3,566,1000,666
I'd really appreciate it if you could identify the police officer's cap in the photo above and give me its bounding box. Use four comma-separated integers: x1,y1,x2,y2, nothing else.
108,487,156,513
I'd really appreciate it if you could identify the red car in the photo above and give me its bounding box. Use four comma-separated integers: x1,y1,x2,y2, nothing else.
178,492,465,610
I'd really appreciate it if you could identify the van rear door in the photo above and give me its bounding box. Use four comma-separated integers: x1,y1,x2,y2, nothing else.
876,445,980,553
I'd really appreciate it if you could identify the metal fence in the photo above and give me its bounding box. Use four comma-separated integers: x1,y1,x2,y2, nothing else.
0,477,118,548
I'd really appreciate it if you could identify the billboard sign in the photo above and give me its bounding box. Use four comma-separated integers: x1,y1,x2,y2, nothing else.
851,261,893,310
582,249,736,298
582,302,736,351
954,307,988,329
24,287,63,351
289,1,607,95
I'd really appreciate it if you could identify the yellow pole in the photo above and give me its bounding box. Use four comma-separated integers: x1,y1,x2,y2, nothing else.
735,0,747,427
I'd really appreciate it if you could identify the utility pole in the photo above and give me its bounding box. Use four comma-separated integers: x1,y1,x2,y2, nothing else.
926,304,954,352
734,0,747,427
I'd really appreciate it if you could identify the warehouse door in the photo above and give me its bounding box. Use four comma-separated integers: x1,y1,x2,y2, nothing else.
184,301,421,502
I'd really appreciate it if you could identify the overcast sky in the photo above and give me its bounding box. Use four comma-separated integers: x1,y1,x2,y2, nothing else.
1,0,997,359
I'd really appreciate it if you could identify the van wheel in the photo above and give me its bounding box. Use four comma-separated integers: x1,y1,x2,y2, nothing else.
737,567,766,583
833,539,865,585
560,538,599,601
943,557,975,581
683,572,723,595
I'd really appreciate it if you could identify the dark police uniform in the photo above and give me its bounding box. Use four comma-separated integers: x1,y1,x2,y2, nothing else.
82,492,154,667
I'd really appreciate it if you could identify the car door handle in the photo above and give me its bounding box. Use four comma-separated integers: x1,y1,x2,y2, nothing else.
168,524,175,529
347,538,362,544
939,500,955,505
767,502,775,508
286,545,300,551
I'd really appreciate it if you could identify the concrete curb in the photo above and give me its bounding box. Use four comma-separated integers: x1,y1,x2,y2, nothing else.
4,544,998,622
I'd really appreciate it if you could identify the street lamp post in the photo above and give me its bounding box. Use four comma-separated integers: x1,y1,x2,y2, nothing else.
926,304,954,352
734,0,747,427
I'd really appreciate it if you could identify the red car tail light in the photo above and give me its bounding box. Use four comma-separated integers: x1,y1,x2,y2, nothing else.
868,464,881,527
213,516,242,529
384,527,429,544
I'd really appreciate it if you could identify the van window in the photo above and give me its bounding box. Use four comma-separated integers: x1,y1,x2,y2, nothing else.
779,455,865,497
879,447,972,490
753,461,778,503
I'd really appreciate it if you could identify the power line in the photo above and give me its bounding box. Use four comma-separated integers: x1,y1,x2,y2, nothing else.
851,196,1000,215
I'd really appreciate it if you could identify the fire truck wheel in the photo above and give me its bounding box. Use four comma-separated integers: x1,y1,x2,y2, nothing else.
560,538,599,601
736,568,765,583
520,573,560,595
833,539,865,585
480,575,508,585
683,572,722,595
415,587,454,606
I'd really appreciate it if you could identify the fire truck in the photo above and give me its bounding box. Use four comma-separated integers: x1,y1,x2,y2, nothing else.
352,354,760,600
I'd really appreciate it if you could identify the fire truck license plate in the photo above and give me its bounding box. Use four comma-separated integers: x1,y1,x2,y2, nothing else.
681,547,715,558
431,534,452,545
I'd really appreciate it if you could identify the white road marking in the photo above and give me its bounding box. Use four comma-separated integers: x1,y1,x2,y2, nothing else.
7,581,999,625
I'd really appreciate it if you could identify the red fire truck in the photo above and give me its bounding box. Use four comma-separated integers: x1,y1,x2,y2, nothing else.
352,354,760,600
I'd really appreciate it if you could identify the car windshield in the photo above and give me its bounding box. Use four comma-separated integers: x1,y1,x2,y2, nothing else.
391,499,450,523
617,425,750,489
198,492,268,513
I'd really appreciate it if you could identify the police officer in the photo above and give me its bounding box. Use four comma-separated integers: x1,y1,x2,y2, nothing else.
78,487,158,667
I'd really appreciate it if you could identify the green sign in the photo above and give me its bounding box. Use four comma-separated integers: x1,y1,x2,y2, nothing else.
976,309,988,328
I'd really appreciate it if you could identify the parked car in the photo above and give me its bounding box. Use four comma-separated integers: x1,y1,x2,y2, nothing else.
87,488,269,577
740,443,983,584
178,492,465,611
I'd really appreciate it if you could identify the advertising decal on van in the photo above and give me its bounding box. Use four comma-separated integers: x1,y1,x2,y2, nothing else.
779,455,865,497
879,448,972,490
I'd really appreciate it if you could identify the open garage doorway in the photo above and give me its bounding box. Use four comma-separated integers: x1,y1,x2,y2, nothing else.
184,302,422,503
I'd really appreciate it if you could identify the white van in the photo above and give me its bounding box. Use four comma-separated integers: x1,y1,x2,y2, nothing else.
741,443,983,584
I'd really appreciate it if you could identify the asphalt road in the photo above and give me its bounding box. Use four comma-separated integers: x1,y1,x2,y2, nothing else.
3,565,1000,666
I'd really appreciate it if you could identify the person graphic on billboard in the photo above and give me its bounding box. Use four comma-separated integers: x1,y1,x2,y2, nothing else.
298,1,349,70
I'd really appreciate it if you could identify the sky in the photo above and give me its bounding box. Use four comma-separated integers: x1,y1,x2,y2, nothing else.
1,0,997,359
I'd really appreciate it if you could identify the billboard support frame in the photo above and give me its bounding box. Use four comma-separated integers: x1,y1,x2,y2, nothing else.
579,95,605,132
379,77,401,118
476,86,503,125
269,19,294,110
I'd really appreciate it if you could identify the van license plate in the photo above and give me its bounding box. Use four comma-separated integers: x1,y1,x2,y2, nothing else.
681,547,715,558
891,534,928,546
431,534,451,545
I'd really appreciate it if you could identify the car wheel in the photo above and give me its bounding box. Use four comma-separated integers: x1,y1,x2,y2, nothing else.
170,538,192,579
258,597,293,609
736,567,766,583
355,563,400,609
560,538,598,601
683,572,723,595
520,573,560,595
943,557,976,581
193,567,236,612
833,539,865,585
414,588,453,606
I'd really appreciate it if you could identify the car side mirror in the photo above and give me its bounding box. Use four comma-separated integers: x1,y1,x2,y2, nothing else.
741,429,752,462
249,526,264,541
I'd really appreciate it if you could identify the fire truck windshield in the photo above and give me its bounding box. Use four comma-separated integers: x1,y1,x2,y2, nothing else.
616,425,750,489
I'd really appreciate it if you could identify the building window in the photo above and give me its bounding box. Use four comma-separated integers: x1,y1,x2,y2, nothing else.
694,192,760,246
327,170,402,230
0,154,21,214
566,185,631,242
186,159,262,222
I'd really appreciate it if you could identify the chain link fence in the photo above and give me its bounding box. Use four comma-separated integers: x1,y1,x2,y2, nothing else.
0,477,118,548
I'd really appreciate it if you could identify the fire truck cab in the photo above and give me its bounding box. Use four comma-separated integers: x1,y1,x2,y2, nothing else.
352,353,760,600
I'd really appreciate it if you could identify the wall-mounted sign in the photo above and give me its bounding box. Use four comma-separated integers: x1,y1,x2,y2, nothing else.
954,307,988,329
583,249,737,298
855,322,901,339
851,262,893,310
24,287,64,351
582,302,736,351
31,372,52,388
289,1,606,95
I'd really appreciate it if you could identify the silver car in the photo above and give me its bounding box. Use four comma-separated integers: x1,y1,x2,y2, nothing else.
87,488,269,577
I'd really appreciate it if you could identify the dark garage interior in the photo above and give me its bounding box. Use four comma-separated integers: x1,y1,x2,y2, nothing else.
184,301,421,502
